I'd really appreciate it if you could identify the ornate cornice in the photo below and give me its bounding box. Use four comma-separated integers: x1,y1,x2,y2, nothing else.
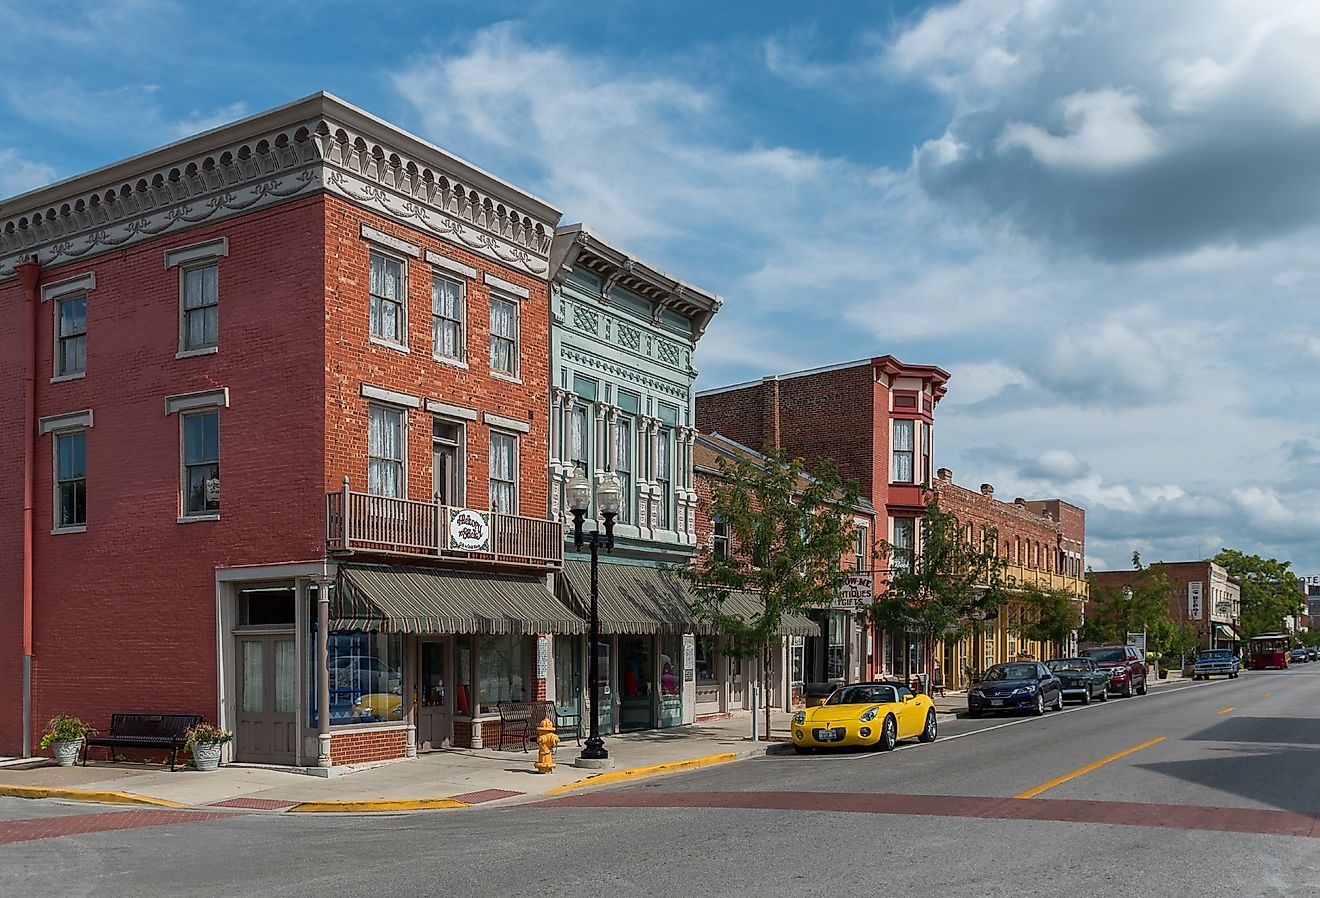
1,93,561,282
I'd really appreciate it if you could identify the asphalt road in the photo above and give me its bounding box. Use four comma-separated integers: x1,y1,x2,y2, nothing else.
4,668,1320,898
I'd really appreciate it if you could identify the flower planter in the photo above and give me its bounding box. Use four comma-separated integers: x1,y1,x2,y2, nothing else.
191,742,224,771
51,739,83,767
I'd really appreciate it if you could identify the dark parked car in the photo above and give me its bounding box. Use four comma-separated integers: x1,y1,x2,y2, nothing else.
967,662,1063,717
1288,647,1309,664
1192,648,1240,680
1081,645,1148,697
1047,657,1109,704
1309,647,1319,663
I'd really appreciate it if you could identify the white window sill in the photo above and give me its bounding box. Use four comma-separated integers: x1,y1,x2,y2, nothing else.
50,372,86,384
176,346,219,360
490,370,522,385
178,513,221,524
52,525,87,535
432,354,469,370
370,336,410,354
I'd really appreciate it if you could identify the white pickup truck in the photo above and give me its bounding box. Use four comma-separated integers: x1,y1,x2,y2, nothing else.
1192,648,1240,680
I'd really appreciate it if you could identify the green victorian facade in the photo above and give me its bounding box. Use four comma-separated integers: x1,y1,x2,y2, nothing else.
546,225,721,734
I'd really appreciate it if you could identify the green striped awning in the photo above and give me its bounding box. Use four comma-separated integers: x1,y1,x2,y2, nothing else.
335,564,586,635
561,560,820,638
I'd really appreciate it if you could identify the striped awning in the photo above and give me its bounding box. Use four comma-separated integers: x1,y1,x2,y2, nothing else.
1213,623,1239,641
335,564,586,635
561,560,820,637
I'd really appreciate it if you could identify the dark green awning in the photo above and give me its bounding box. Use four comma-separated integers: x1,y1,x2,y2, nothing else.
335,564,585,635
561,560,819,638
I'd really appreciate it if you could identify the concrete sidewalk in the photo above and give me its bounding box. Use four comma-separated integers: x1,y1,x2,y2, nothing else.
0,712,789,814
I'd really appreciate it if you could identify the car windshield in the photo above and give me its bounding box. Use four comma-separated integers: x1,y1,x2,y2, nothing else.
1083,648,1125,663
983,664,1037,681
1048,659,1091,672
1198,650,1232,660
826,685,898,705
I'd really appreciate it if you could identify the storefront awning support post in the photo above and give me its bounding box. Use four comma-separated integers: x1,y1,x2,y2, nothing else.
316,576,333,768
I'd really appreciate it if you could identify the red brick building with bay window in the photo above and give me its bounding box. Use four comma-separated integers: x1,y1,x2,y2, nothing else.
0,93,578,766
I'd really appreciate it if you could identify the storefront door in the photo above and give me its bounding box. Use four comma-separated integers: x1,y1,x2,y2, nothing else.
728,654,745,708
235,634,297,764
417,638,450,750
618,635,654,731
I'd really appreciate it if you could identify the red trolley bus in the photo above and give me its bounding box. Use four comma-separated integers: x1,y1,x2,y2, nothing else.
1248,633,1289,670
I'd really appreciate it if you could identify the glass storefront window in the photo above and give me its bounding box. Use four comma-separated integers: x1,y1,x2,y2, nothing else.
554,635,581,714
477,633,529,712
827,612,846,681
421,642,446,707
456,640,473,716
695,637,718,685
308,629,403,727
660,635,682,697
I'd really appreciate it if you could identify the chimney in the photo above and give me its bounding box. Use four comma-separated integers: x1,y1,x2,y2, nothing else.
936,467,953,482
762,375,781,450
980,483,994,497
1014,497,1026,506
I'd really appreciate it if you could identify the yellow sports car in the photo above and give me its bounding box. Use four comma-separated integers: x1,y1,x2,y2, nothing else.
791,682,937,753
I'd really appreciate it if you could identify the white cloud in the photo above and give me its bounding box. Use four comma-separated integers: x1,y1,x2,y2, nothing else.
997,88,1162,172
0,148,57,199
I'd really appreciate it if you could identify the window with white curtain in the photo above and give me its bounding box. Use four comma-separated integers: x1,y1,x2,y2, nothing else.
432,273,464,361
655,428,671,529
921,421,932,485
368,404,405,498
569,404,589,475
613,416,632,524
891,517,915,574
369,252,405,345
489,295,519,377
489,431,517,513
892,419,914,483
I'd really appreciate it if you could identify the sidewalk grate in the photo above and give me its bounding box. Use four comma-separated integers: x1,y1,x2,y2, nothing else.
450,788,523,804
207,798,301,810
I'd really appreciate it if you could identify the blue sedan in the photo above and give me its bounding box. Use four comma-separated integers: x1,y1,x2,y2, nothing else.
967,662,1064,717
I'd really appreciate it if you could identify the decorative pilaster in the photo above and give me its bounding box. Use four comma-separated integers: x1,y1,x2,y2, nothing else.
315,576,334,768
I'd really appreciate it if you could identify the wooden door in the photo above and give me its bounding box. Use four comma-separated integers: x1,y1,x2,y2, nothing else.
235,635,297,764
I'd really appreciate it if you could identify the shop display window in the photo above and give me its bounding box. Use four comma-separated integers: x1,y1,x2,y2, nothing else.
308,628,403,727
477,633,529,713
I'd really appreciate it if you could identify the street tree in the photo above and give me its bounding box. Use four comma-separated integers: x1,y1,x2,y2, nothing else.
868,497,1009,687
1081,552,1172,645
1213,549,1304,638
684,446,860,740
1012,584,1083,655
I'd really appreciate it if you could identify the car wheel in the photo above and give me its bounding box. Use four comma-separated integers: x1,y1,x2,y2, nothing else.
1033,694,1045,716
1098,686,1108,701
878,715,897,751
968,709,981,719
918,710,938,743
1137,678,1148,696
1053,690,1064,712
1081,689,1091,705
1230,672,1238,679
793,744,811,755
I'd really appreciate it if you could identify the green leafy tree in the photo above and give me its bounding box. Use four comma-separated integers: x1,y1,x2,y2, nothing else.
1213,549,1304,638
684,447,860,739
868,497,1009,686
1013,584,1083,654
1081,552,1173,645
1147,617,1200,669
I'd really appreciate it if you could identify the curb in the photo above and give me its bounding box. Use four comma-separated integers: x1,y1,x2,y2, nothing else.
287,797,469,813
542,751,742,796
0,783,186,809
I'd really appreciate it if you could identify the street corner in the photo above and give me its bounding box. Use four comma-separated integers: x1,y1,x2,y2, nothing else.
0,783,186,810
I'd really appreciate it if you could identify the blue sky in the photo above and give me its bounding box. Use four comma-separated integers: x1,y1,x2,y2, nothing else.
4,0,1320,579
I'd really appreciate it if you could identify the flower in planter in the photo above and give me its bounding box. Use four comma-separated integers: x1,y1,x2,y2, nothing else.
183,722,233,747
39,714,94,749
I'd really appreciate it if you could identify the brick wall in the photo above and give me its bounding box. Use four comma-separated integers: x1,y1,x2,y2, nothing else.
330,727,408,765
322,196,549,514
932,476,1064,571
0,196,327,755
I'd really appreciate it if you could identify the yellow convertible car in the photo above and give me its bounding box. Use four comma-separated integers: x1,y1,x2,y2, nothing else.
791,681,937,753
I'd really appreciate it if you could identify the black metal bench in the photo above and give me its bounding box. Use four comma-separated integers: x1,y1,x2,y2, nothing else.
553,704,582,745
82,713,203,771
495,701,553,752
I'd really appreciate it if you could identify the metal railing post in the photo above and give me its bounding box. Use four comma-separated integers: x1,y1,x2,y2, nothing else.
341,476,352,550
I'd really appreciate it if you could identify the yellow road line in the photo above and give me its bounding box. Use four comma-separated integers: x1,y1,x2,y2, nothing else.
1217,707,1234,714
1015,737,1165,799
543,752,739,796
1262,692,1272,698
289,797,468,813
0,784,185,808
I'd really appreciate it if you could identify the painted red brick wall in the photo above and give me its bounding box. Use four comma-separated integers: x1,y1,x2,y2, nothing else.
0,196,327,755
932,476,1063,571
322,196,549,515
330,727,408,766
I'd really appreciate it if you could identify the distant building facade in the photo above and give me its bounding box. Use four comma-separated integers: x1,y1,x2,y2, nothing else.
1090,560,1242,651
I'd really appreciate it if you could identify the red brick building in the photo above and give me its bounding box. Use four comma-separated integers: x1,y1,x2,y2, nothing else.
1090,560,1241,653
929,469,1088,686
0,93,576,766
696,357,949,681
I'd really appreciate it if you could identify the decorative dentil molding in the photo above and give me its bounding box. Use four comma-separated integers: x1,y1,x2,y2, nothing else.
2,106,556,281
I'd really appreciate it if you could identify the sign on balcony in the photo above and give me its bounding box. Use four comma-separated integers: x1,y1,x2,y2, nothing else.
835,574,874,610
450,508,490,551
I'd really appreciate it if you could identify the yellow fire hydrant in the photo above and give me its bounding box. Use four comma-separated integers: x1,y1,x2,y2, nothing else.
534,717,559,774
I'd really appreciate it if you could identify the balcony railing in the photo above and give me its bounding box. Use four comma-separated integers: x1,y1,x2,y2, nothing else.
326,483,562,568
1002,563,1089,598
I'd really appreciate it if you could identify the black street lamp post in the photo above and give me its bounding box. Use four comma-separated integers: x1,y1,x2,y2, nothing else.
566,468,621,762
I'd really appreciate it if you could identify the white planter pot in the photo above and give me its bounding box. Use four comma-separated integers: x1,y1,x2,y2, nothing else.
51,739,82,767
192,742,224,771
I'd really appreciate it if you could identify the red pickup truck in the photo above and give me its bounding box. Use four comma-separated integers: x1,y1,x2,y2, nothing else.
1080,645,1148,697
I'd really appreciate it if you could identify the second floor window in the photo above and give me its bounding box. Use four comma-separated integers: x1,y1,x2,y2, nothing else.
368,404,405,498
569,404,590,474
490,295,519,376
182,410,220,516
613,416,632,524
656,428,671,530
921,421,932,485
432,274,464,361
489,431,517,513
854,526,868,571
55,430,87,529
713,515,730,559
369,252,405,345
57,294,87,377
892,419,914,483
891,517,915,574
182,263,219,351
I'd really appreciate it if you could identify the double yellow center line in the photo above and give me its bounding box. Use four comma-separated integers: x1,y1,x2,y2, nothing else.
1015,737,1166,799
